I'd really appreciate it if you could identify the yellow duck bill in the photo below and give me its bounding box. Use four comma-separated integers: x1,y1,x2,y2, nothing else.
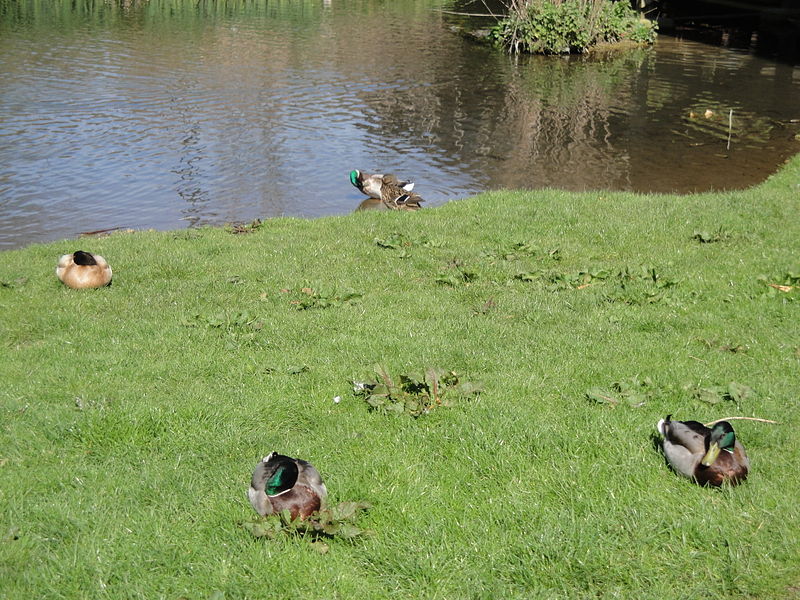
701,441,721,467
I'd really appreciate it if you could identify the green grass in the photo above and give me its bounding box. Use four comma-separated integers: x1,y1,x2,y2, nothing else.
1,155,799,599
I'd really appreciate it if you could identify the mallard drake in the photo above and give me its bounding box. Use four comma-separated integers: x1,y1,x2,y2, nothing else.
56,251,112,289
656,415,749,487
349,170,415,201
248,452,327,520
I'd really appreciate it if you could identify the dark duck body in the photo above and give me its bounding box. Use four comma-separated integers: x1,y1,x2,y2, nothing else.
657,416,749,487
248,452,327,520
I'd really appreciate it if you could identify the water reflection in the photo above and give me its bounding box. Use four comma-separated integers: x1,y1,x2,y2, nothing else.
0,0,798,250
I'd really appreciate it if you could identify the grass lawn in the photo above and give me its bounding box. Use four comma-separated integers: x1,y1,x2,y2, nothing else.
1,155,799,599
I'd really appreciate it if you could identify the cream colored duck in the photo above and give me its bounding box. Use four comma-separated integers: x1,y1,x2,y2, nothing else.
56,251,112,289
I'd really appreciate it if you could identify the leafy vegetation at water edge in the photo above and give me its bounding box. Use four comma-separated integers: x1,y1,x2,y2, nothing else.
491,0,658,54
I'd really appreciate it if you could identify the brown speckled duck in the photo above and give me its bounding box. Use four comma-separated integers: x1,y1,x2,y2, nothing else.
56,251,112,289
657,415,749,487
376,174,424,210
248,452,328,520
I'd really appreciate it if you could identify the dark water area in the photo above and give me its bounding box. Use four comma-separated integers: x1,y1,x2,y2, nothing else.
656,0,800,64
1,0,799,250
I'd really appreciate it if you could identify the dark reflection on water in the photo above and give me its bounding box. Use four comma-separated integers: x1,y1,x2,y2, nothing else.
1,0,798,250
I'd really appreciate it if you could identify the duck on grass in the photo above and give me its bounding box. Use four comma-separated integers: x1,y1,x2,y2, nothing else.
244,453,372,549
656,416,749,487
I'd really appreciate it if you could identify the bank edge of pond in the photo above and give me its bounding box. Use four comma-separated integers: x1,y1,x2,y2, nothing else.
1,154,799,599
7,150,799,256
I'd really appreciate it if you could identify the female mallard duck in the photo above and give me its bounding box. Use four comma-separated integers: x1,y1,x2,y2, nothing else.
248,452,327,520
56,251,112,289
376,174,424,210
349,170,415,201
656,415,749,486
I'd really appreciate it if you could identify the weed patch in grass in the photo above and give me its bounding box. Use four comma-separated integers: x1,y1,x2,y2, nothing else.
585,376,657,407
242,501,373,552
691,227,732,243
374,232,444,254
435,259,478,286
286,286,363,310
471,297,498,315
515,266,609,289
513,264,681,304
684,381,756,405
0,277,27,289
587,377,757,409
374,232,411,250
757,269,800,296
697,338,749,354
243,502,372,539
482,241,560,262
354,365,482,417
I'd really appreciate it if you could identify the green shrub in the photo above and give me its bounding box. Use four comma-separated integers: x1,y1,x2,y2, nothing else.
490,0,657,54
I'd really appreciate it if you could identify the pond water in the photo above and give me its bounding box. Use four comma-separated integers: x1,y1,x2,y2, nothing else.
1,0,799,250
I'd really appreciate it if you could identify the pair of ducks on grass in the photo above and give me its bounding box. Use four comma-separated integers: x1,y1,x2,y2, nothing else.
249,417,749,520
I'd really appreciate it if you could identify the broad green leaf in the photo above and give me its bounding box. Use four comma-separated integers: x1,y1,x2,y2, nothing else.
727,382,754,403
322,522,339,536
332,502,358,520
585,388,618,405
366,396,384,408
336,523,364,539
695,387,723,404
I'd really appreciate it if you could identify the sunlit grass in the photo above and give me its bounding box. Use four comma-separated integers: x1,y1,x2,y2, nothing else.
1,156,799,598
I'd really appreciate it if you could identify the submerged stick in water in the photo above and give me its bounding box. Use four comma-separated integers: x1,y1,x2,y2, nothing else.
727,109,733,150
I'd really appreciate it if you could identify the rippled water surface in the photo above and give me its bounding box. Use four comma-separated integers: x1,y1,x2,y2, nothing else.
1,0,799,249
